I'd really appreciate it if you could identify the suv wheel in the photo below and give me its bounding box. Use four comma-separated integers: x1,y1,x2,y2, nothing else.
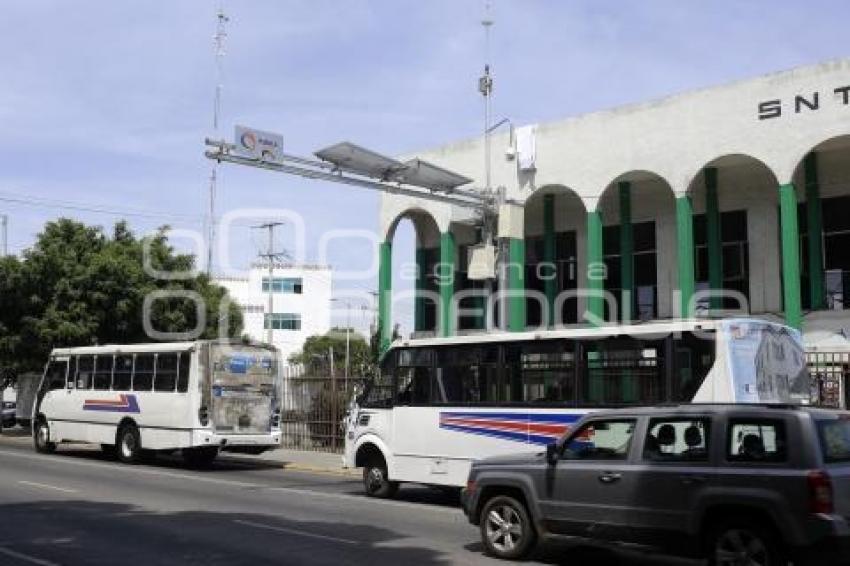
708,520,786,566
363,459,398,498
480,495,536,560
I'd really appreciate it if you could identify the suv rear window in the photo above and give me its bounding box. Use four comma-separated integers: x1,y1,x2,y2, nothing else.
817,418,850,463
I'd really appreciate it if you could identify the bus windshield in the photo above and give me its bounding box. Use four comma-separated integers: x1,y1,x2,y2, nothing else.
210,344,279,433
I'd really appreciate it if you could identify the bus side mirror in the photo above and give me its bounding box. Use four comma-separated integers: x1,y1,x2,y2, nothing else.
545,443,559,466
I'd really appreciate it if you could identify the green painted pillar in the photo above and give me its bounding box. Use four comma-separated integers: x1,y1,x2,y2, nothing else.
414,247,427,332
439,232,456,337
676,196,696,317
507,238,526,331
378,240,393,353
779,183,803,330
543,194,557,327
705,168,723,311
619,182,634,322
586,210,605,323
805,153,825,310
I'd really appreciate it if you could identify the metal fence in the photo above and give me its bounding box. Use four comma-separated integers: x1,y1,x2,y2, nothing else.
280,368,364,453
807,351,849,409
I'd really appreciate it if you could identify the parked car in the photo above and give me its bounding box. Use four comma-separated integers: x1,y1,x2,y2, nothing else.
1,386,16,428
462,404,850,565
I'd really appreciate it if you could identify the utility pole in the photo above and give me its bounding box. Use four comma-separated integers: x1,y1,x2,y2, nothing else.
254,222,286,345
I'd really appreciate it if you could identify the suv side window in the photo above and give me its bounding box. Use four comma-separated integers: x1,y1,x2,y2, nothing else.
562,419,636,461
727,419,787,463
644,418,711,462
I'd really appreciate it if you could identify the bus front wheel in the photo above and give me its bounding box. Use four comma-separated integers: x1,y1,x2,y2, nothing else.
33,418,56,454
363,459,398,498
117,423,142,464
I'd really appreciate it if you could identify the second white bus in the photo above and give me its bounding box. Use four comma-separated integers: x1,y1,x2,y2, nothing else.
33,340,282,466
343,318,810,497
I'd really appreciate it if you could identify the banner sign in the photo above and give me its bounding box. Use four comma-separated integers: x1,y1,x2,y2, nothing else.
234,125,283,163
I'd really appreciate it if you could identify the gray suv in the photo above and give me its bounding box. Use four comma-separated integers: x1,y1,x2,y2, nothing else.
462,404,850,565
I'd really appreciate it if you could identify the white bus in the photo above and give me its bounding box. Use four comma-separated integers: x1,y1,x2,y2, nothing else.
343,318,810,497
33,340,282,466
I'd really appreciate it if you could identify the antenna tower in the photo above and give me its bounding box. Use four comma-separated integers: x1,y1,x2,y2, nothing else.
206,5,229,276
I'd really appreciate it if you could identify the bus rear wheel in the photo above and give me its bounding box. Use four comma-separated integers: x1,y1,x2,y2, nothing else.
182,446,219,468
116,423,142,464
33,418,56,454
363,459,398,498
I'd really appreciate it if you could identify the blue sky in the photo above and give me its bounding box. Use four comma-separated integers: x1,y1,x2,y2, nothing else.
1,0,848,334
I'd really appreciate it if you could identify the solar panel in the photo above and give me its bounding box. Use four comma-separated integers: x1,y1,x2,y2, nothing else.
314,142,406,180
395,158,473,192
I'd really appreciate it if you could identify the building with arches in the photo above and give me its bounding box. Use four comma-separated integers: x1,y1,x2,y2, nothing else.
377,58,850,352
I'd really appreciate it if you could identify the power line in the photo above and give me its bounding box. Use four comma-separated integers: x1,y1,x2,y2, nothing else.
0,190,203,223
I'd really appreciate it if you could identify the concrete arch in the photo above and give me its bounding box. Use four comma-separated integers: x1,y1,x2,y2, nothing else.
383,207,441,248
523,184,587,233
789,134,850,188
684,153,780,197
595,170,676,215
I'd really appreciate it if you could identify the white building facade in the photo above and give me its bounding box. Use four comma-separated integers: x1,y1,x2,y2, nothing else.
216,264,332,362
377,58,850,357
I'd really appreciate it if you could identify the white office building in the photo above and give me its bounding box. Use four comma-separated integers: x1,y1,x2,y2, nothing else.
215,264,333,362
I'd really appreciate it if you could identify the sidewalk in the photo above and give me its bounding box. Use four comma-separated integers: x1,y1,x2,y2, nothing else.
225,447,360,477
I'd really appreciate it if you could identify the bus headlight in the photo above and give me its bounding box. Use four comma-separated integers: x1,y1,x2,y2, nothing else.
198,406,210,427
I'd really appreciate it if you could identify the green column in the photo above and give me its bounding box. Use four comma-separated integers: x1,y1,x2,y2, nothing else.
779,183,803,330
507,237,526,331
543,194,557,327
619,182,634,322
378,240,393,353
705,167,723,311
676,196,696,317
438,232,456,337
805,153,825,310
586,210,605,323
414,247,427,332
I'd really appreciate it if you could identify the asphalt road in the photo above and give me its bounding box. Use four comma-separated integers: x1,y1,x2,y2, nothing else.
0,432,697,566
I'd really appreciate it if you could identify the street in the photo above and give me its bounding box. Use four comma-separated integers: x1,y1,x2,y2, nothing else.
0,433,697,566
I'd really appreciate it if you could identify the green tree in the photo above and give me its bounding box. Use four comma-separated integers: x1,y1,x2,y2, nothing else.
289,328,375,377
1,218,242,372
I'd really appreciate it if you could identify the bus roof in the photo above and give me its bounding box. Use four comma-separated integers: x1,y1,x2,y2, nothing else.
50,339,276,357
387,318,792,351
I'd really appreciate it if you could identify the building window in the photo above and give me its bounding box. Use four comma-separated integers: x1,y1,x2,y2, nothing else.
799,195,850,310
240,304,264,314
261,277,303,294
603,221,657,321
264,313,302,330
694,210,749,311
524,231,579,327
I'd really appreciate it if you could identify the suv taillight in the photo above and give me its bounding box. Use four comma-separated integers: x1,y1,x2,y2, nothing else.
808,470,834,514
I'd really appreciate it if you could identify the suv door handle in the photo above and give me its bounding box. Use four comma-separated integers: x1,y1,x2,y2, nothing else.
598,472,622,484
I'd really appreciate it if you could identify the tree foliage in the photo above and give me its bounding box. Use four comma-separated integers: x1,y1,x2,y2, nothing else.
0,218,242,372
289,327,375,377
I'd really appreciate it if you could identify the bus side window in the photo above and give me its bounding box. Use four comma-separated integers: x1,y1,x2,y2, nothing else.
133,354,155,391
93,355,113,390
113,355,133,391
76,355,94,390
155,353,178,392
395,348,433,405
176,353,190,393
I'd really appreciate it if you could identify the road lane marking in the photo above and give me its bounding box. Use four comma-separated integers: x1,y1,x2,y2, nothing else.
0,449,459,516
17,481,78,494
233,519,359,545
0,546,61,566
